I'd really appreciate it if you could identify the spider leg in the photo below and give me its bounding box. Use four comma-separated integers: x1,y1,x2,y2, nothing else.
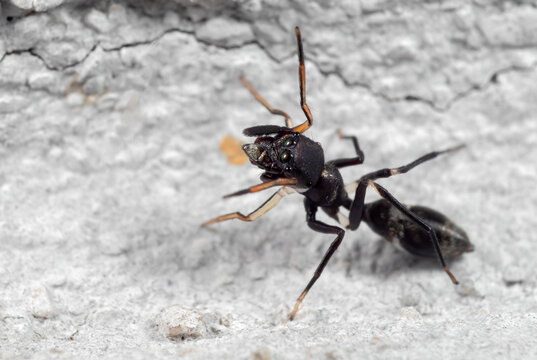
223,178,298,198
331,130,365,168
344,144,464,194
202,187,295,227
367,180,459,284
292,27,313,134
289,198,345,320
239,76,293,128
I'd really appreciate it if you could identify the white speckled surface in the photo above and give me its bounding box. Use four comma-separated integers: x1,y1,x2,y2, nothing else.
1,1,537,358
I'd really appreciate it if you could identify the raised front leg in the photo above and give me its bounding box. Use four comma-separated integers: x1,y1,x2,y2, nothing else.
292,27,313,134
239,76,293,128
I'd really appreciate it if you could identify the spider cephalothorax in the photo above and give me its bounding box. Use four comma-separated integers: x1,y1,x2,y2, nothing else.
242,128,324,189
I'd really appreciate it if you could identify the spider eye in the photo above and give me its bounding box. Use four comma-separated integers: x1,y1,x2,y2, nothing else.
283,137,294,147
280,150,291,163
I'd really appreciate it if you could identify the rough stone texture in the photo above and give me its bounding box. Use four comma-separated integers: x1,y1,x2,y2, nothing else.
1,0,536,358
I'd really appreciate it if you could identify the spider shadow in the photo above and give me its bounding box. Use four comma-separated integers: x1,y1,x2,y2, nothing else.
346,236,466,281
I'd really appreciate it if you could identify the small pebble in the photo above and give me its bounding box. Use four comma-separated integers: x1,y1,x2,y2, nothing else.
399,306,422,321
156,305,228,339
29,283,53,319
455,278,481,298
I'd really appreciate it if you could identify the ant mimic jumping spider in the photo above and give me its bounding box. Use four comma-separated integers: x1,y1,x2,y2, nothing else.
203,27,474,320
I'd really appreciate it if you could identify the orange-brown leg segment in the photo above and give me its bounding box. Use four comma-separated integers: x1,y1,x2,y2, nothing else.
223,178,298,198
239,76,293,128
202,187,295,227
292,27,313,134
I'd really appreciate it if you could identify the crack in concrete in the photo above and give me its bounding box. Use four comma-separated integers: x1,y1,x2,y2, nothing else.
30,42,100,71
0,26,283,71
311,59,537,112
442,62,537,110
0,43,100,71
2,24,536,113
100,26,286,64
0,48,35,64
119,27,254,50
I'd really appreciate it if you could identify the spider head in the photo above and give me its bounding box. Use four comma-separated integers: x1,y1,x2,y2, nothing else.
242,125,324,189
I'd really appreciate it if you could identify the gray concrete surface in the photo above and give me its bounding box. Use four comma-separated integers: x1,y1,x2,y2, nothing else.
1,0,536,358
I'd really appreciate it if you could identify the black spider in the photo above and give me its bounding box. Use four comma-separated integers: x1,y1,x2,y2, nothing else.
203,27,473,320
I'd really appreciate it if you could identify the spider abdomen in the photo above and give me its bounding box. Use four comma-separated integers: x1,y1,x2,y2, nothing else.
363,199,474,259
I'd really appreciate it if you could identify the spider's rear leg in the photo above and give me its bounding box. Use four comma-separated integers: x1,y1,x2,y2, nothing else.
344,144,464,228
202,186,294,227
367,181,460,284
345,144,464,194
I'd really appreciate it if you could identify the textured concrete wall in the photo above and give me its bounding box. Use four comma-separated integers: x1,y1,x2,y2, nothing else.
1,0,537,358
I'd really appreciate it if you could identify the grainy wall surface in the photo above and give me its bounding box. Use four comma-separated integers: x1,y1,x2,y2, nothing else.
1,0,536,359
